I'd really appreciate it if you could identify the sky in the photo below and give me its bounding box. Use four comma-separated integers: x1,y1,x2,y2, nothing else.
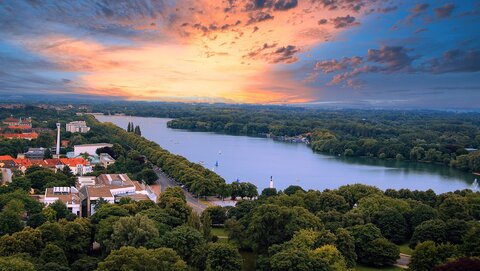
0,0,479,108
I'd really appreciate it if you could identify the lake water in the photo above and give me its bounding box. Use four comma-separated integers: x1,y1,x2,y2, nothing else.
96,115,477,193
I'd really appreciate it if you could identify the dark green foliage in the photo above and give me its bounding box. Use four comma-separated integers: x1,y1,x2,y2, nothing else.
410,219,447,248
283,185,305,195
206,242,243,271
372,207,407,244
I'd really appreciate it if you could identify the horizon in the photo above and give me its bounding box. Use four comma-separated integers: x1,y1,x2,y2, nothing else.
0,1,479,108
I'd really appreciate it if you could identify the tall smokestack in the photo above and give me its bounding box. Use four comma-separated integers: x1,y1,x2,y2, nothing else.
56,123,61,156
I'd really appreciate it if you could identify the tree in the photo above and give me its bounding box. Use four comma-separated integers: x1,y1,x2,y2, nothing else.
206,243,243,271
335,228,357,268
445,219,469,244
70,256,99,271
462,224,480,256
134,125,142,136
202,206,227,225
283,185,305,196
410,241,439,271
137,168,158,185
260,188,277,198
97,246,187,271
362,238,399,266
438,195,471,221
0,256,35,271
410,219,447,248
410,204,438,229
40,243,68,266
432,257,480,271
270,248,313,271
372,207,407,244
348,223,382,261
37,262,70,271
0,209,23,235
49,200,70,220
160,225,206,265
110,214,159,250
201,211,212,239
0,226,44,256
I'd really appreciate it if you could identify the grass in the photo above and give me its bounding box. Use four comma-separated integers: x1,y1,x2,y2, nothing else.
398,243,413,255
356,264,404,271
211,227,228,243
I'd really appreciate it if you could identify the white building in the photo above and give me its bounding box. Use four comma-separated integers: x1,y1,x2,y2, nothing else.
79,174,156,216
74,143,113,156
66,121,91,133
43,187,81,216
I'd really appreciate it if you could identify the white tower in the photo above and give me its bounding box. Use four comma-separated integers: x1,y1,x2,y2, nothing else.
269,176,274,189
56,123,61,157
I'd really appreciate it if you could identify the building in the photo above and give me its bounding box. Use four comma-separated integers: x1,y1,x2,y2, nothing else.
66,121,90,133
23,148,46,159
0,168,13,185
0,133,38,140
3,116,32,129
79,174,155,217
99,153,116,168
74,143,113,157
59,158,92,175
43,187,81,216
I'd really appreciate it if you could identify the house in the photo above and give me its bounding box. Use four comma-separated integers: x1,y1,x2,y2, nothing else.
59,158,92,175
79,174,155,217
66,121,90,133
99,153,116,168
13,158,32,172
43,187,81,216
74,143,113,156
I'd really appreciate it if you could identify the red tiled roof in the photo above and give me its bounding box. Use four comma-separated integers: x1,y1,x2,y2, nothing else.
3,117,19,123
60,158,89,166
0,133,38,139
0,155,14,160
14,158,32,167
8,125,32,129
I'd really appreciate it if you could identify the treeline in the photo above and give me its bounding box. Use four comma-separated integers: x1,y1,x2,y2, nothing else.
165,108,480,173
87,116,257,198
217,184,480,270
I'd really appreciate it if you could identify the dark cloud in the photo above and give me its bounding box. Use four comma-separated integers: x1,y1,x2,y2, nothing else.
405,3,429,23
316,0,366,12
243,43,300,64
422,49,480,73
245,0,298,11
269,45,299,63
434,3,455,18
318,19,328,25
314,57,362,73
330,15,358,28
246,11,274,25
377,6,397,13
367,46,416,71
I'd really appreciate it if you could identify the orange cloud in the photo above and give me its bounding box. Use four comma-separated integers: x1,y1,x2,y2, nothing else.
20,0,371,103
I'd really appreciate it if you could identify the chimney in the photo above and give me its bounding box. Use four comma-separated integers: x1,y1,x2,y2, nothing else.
56,123,61,156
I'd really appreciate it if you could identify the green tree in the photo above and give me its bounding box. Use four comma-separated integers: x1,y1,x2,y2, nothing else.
206,243,243,271
438,195,471,221
0,256,35,271
49,200,70,220
110,214,159,250
372,207,407,244
283,185,305,196
362,238,399,266
0,210,23,235
410,241,439,271
410,219,447,248
40,243,68,266
97,246,187,271
335,228,357,268
160,225,206,265
462,224,480,256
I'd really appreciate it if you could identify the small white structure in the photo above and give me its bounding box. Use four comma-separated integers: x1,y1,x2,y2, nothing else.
43,186,81,216
99,153,116,168
74,143,113,156
269,176,274,189
66,121,90,133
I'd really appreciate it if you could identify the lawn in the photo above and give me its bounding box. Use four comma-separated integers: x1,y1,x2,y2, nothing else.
211,227,228,243
356,264,404,271
398,243,413,255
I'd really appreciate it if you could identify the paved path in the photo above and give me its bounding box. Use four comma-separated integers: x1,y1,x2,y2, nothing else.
153,166,207,214
395,253,411,269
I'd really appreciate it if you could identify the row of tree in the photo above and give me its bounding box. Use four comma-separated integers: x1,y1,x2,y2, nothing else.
88,117,257,198
126,122,142,136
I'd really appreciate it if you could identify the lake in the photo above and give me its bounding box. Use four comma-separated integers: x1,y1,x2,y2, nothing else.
96,115,477,193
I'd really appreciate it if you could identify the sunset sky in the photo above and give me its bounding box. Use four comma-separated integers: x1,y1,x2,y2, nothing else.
0,0,479,108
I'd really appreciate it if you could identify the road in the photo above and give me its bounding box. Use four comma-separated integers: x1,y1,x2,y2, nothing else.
153,166,207,214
